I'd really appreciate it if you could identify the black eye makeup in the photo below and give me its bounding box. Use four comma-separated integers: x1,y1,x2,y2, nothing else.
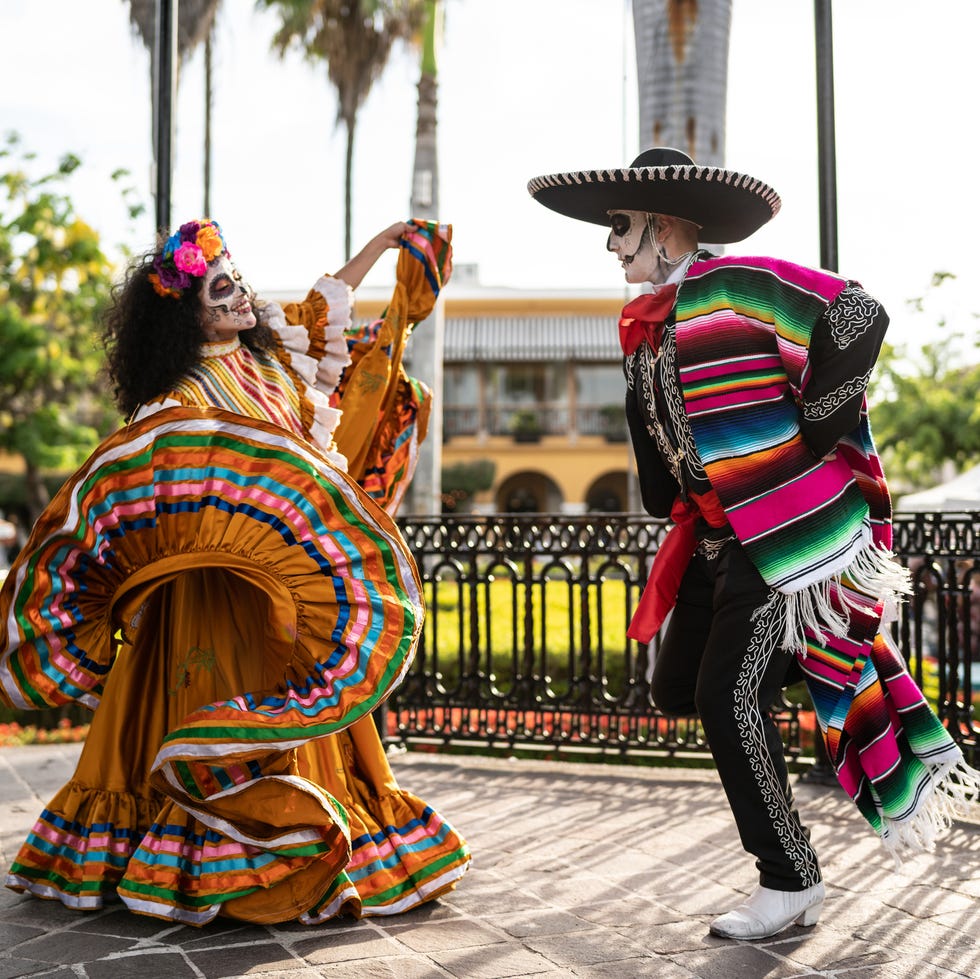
209,274,236,301
610,214,631,238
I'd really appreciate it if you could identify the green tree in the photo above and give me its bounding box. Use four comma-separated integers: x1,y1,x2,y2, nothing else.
441,459,495,513
869,273,980,489
0,134,120,521
261,0,426,259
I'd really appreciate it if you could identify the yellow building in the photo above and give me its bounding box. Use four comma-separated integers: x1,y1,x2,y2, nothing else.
356,267,637,514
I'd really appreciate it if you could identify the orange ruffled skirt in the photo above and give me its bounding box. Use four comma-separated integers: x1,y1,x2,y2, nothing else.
0,408,469,924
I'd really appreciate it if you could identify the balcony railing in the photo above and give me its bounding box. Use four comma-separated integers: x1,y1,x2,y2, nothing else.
389,511,980,767
443,404,626,439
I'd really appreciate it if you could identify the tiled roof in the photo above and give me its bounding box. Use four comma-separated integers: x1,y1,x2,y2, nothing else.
440,315,621,362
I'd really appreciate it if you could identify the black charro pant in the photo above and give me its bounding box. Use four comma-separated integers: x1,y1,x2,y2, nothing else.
650,540,821,891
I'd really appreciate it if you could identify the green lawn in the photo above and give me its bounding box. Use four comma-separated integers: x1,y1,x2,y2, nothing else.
419,575,637,695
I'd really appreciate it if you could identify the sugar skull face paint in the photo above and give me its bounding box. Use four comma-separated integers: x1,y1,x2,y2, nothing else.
606,209,668,285
198,254,256,340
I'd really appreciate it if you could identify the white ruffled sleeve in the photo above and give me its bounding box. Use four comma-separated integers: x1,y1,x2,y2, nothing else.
270,275,356,461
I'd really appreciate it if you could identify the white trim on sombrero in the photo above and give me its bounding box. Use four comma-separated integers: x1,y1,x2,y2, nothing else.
527,164,781,214
528,161,781,243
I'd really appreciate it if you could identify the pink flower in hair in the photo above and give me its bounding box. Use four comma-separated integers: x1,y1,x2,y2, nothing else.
173,242,207,276
151,218,227,299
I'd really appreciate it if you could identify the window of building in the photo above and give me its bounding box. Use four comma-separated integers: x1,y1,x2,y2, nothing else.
444,365,480,436
488,364,567,435
575,365,625,435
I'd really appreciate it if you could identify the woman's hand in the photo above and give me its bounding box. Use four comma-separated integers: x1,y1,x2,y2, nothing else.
333,222,411,289
377,221,412,249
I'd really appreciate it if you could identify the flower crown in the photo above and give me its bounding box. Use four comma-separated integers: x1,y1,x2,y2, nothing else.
148,219,228,299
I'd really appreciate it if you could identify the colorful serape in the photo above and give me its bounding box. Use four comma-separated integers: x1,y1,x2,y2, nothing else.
798,575,980,856
666,255,980,856
675,256,881,603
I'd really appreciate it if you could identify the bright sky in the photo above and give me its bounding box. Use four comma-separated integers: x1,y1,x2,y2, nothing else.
2,0,979,353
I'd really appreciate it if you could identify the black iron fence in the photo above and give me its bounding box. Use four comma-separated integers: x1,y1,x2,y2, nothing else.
390,511,980,768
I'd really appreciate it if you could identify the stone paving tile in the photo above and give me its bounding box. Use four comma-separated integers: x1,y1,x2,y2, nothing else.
570,846,672,879
957,875,980,899
623,916,722,957
265,915,365,938
85,950,200,978
837,961,972,979
770,929,901,972
479,908,597,939
521,875,635,909
374,900,463,932
669,944,822,979
0,921,44,952
66,906,182,940
616,874,741,917
570,895,685,929
175,918,281,947
0,959,46,979
386,918,511,954
314,958,452,978
876,882,978,917
0,894,80,928
923,943,980,978
0,966,77,979
569,956,703,978
228,972,322,979
429,943,560,979
9,929,138,965
441,880,551,915
291,928,407,965
928,905,980,936
523,928,652,969
0,889,25,913
187,941,307,977
852,906,978,955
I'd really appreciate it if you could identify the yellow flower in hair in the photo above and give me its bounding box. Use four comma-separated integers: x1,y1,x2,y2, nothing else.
197,224,224,263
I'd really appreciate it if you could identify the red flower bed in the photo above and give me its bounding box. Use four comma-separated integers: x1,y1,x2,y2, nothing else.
0,717,90,747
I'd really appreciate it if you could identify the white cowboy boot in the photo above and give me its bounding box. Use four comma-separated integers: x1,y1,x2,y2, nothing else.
710,881,825,940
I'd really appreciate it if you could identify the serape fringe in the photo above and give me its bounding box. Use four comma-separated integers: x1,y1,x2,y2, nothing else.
782,543,913,654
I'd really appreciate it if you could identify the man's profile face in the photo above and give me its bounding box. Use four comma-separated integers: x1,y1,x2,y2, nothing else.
606,210,664,285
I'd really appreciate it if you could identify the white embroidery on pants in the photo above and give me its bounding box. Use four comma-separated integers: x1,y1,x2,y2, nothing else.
736,593,821,887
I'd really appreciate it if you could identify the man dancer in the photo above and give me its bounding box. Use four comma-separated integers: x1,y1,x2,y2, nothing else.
527,147,980,940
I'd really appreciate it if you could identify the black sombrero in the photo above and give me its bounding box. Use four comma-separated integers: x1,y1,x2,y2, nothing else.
527,147,781,244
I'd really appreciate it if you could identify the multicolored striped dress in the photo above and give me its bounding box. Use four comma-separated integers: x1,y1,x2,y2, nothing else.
0,222,470,924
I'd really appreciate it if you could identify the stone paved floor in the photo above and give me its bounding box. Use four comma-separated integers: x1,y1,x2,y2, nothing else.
2,744,979,978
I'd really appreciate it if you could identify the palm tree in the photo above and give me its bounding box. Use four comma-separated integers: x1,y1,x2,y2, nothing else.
261,0,426,259
631,0,732,166
127,0,223,56
127,0,224,220
405,0,443,514
409,0,439,221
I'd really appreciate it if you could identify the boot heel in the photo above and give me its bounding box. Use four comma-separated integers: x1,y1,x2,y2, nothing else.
796,898,823,927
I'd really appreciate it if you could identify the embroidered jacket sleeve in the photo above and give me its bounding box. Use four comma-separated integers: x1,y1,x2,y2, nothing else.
798,284,888,458
626,377,680,518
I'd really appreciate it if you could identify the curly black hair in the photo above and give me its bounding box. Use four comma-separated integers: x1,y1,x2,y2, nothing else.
101,249,276,419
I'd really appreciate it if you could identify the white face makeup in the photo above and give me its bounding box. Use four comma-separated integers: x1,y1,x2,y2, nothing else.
606,209,669,285
199,254,256,341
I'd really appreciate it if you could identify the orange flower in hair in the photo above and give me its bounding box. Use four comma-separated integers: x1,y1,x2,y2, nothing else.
152,219,228,299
